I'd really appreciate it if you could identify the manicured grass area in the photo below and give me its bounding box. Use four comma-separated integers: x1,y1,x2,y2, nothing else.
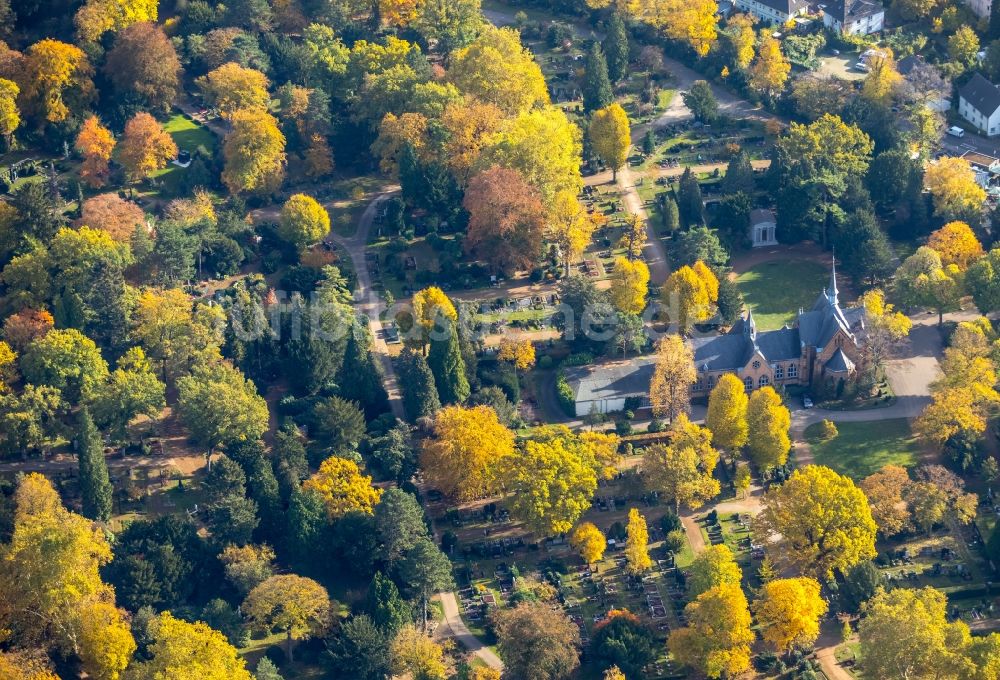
804,418,920,480
735,259,829,330
162,112,217,153
151,113,217,195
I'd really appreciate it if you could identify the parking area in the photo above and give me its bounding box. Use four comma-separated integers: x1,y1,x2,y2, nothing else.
813,52,866,81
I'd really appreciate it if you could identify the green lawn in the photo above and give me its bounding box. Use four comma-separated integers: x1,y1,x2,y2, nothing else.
150,113,218,195
162,112,217,153
735,259,829,330
804,418,920,480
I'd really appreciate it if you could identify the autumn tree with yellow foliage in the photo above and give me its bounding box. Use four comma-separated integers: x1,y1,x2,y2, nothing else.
924,157,987,223
642,414,721,512
505,437,600,536
624,507,652,574
857,289,912,379
755,465,877,579
0,474,136,679
303,456,383,518
753,577,827,653
589,103,631,180
278,193,331,249
571,521,607,564
610,256,650,315
0,78,18,147
664,265,714,332
75,116,115,188
687,544,742,597
724,13,757,70
127,611,252,680
860,50,901,104
405,286,458,348
222,110,287,195
498,336,536,372
18,39,95,127
749,34,790,97
421,405,515,500
746,386,791,471
858,587,976,680
549,190,597,274
118,112,177,187
706,373,749,454
618,212,646,261
649,334,697,422
483,106,583,207
243,575,332,662
74,0,157,42
197,62,271,117
927,221,984,269
390,625,448,680
626,0,719,56
448,25,549,116
860,464,912,537
669,583,754,679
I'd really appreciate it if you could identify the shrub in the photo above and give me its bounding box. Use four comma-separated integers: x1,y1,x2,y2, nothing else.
537,355,554,370
664,530,686,553
615,420,632,435
555,371,576,417
819,419,838,440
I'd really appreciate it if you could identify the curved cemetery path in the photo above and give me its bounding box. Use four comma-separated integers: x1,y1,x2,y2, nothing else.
324,189,406,422
439,592,504,670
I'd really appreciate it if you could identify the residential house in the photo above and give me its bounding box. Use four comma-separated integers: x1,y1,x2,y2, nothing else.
822,0,884,35
732,0,808,24
958,73,1000,137
896,55,950,112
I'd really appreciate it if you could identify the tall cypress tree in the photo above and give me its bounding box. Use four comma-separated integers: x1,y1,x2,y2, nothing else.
338,320,389,418
603,13,629,83
677,168,704,227
78,408,113,522
662,195,680,234
427,319,470,405
721,151,755,195
398,346,441,421
86,260,131,352
582,43,614,112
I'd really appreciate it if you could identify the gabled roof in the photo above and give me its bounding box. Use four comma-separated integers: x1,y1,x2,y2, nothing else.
750,208,776,225
826,348,855,373
896,54,924,76
824,0,883,24
691,333,754,372
565,358,655,403
959,73,1000,117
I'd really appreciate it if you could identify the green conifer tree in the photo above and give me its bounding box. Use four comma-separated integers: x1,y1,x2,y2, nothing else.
78,408,113,522
721,151,754,195
677,168,704,227
604,13,629,83
337,319,389,417
582,42,614,112
427,319,470,405
398,346,441,421
662,194,680,233
365,571,412,634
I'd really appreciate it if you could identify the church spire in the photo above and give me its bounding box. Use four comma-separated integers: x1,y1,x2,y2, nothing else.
828,252,839,306
744,307,757,340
